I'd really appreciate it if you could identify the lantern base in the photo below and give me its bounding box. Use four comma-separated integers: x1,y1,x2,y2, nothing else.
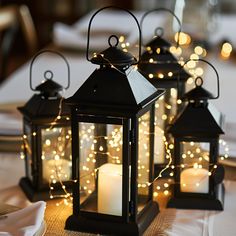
19,177,72,202
65,201,159,235
167,183,224,210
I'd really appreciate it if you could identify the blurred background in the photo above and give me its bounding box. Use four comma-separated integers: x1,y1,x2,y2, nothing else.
1,0,236,79
1,0,236,47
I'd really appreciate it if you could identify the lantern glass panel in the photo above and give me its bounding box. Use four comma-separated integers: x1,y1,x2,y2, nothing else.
138,111,151,213
79,122,123,216
41,127,72,184
25,123,33,181
154,89,177,164
180,141,210,194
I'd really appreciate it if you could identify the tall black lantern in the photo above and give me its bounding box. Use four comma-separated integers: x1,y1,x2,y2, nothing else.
138,9,190,171
167,59,225,210
65,7,164,235
18,50,72,202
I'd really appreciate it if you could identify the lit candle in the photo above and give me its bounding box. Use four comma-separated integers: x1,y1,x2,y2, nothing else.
98,163,122,216
180,168,209,193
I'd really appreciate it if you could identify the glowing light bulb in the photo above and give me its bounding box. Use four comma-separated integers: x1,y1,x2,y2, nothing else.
149,58,154,63
162,114,167,120
193,163,198,169
194,46,204,55
153,192,158,197
175,32,191,45
164,190,169,196
156,48,161,54
148,73,154,79
177,99,182,104
119,36,125,42
164,183,169,188
182,154,187,159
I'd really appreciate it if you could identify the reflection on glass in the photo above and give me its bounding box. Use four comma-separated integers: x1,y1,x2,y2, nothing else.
180,141,210,193
79,122,123,216
41,127,72,184
138,111,150,212
154,89,177,164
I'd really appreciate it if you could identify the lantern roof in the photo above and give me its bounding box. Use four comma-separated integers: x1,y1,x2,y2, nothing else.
18,78,70,121
182,81,215,101
168,102,224,136
139,37,190,86
90,35,137,67
66,66,164,116
35,79,63,98
146,36,171,49
91,45,137,66
18,95,70,121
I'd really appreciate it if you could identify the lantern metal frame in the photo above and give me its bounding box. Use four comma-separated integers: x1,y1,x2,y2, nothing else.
18,50,72,202
167,59,225,210
65,6,164,235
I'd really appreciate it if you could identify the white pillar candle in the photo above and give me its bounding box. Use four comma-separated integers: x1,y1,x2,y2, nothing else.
43,159,71,182
180,168,209,193
98,163,123,216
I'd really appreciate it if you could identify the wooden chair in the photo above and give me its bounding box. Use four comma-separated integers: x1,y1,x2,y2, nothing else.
0,5,38,83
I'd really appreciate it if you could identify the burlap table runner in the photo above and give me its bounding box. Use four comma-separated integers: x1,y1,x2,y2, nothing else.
45,199,176,235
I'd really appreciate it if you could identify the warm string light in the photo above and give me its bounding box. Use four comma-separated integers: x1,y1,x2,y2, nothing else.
19,90,73,205
220,42,233,59
49,96,65,129
79,123,124,199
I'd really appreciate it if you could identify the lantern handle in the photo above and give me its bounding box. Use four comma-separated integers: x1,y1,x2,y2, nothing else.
140,8,182,48
29,49,70,91
86,6,142,63
183,58,220,99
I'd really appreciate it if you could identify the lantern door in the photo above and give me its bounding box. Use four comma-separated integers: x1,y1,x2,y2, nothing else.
175,138,214,197
154,86,185,168
76,115,130,220
39,124,72,188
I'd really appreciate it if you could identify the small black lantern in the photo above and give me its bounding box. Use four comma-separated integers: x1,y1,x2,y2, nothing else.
167,59,225,210
138,9,190,171
18,50,72,202
65,7,164,235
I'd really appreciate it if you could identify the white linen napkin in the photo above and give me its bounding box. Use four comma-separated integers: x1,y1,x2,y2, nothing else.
0,201,46,236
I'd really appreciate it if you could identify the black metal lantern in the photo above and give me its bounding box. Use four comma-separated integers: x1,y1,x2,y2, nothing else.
18,50,72,202
167,59,225,210
138,9,190,171
65,7,164,235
